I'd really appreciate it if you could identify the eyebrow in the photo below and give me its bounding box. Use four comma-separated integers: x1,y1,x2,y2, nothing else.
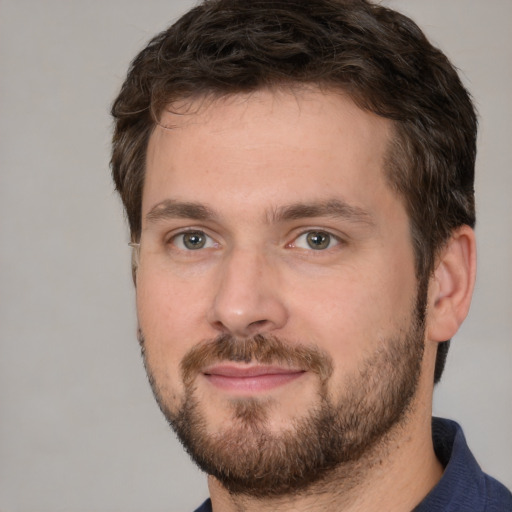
146,199,217,224
145,198,374,226
268,199,374,225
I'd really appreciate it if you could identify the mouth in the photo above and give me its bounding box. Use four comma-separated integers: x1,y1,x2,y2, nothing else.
202,364,306,394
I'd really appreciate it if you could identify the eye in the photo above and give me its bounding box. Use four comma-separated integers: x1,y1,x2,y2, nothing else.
171,230,216,251
293,231,339,250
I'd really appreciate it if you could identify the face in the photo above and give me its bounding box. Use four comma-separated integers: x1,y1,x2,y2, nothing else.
136,89,425,495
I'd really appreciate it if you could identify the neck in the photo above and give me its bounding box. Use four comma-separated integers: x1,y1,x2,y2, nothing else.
207,399,443,512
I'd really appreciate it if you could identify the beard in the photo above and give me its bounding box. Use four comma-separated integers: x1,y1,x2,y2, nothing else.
140,290,426,498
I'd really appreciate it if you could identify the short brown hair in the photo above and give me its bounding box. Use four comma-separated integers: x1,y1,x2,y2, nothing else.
111,0,477,382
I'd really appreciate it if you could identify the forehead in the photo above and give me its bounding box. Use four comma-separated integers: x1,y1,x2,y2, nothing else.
153,87,391,150
143,88,396,220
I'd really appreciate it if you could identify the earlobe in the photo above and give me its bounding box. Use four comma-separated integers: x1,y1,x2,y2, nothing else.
427,225,476,342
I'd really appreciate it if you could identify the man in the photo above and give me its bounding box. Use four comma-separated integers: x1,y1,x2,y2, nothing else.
110,0,512,510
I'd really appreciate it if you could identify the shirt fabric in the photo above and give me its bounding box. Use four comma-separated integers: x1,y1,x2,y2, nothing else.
193,417,512,511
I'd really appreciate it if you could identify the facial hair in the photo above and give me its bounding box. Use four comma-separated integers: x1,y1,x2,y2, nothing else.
140,293,426,498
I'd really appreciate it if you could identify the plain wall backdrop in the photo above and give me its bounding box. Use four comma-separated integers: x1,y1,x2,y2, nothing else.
0,1,510,511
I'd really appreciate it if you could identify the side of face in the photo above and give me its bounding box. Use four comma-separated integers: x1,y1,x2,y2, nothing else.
134,88,443,492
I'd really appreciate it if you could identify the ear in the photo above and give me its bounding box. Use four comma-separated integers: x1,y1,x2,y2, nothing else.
426,225,476,342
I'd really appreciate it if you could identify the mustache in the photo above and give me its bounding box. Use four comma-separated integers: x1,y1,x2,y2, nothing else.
179,333,333,387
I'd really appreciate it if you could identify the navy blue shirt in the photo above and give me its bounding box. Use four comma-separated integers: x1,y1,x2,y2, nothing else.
413,418,512,511
194,417,512,511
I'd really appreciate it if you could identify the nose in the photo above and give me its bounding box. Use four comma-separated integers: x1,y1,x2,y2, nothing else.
207,248,289,337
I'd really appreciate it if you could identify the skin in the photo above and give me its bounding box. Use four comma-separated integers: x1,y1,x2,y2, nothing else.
136,88,476,511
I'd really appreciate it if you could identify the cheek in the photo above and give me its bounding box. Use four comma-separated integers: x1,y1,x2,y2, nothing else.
137,264,209,335
135,268,207,390
286,255,417,372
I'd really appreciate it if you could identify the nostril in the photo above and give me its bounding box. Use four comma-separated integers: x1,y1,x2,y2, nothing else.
246,319,271,335
249,320,267,328
211,320,230,333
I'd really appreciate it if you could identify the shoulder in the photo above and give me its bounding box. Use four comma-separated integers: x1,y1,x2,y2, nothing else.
414,418,512,511
193,498,212,512
482,473,512,512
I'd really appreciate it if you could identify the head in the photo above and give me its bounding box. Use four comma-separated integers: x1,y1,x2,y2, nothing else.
111,0,477,497
112,0,477,384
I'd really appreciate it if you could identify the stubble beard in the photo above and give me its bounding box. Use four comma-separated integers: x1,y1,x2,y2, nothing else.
140,292,426,498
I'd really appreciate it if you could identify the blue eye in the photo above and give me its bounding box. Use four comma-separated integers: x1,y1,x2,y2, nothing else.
172,231,215,250
294,231,339,250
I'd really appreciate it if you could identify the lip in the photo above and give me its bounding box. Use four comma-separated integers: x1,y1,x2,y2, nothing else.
202,364,306,393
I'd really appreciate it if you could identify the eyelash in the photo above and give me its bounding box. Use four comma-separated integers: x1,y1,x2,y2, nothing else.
165,228,345,253
288,230,342,251
167,229,218,251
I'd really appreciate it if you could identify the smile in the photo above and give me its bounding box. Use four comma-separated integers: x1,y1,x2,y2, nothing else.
202,364,306,393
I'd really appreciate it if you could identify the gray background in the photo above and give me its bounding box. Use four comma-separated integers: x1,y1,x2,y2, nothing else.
0,1,510,511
